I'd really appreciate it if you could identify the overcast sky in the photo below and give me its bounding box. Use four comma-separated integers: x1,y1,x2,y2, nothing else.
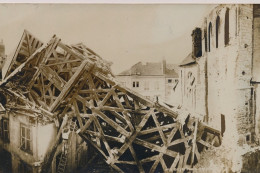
0,4,215,74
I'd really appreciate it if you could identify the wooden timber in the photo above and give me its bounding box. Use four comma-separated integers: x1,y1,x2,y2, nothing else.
0,30,221,173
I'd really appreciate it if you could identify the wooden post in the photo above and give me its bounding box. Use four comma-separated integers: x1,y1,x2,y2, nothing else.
191,119,198,165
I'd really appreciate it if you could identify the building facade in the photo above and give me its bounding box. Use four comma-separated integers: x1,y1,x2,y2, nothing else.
0,108,88,173
116,60,180,102
0,110,57,173
179,4,260,146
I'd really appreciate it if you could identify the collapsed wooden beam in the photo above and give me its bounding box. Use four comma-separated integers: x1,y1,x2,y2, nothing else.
0,30,222,173
2,30,43,79
49,60,92,113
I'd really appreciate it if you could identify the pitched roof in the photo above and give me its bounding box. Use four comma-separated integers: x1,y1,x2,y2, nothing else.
179,53,196,67
165,68,178,78
117,61,178,78
167,64,179,71
118,69,131,75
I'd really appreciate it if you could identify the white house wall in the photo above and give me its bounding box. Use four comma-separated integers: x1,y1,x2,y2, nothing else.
116,75,174,101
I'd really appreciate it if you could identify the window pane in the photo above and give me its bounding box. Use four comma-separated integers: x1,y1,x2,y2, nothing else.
3,121,7,129
21,127,25,137
27,139,30,151
26,128,30,140
20,124,32,154
21,138,25,149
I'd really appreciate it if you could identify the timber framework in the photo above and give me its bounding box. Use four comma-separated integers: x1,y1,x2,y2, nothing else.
0,30,221,173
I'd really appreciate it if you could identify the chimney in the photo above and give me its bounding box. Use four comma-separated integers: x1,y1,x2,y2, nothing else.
162,59,166,74
0,39,5,58
192,28,202,58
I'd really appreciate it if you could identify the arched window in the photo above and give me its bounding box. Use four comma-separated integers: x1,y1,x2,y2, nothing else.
216,16,220,48
225,8,230,45
208,22,212,52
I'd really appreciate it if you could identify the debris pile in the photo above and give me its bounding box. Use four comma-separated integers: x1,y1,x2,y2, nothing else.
0,30,221,173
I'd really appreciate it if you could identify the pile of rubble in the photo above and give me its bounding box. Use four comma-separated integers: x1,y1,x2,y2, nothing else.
0,30,222,173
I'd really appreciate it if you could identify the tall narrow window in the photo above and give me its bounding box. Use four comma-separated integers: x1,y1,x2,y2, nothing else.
133,81,135,88
208,22,212,52
204,29,207,52
225,8,230,45
173,80,179,91
3,119,9,142
221,114,226,136
216,16,220,48
192,28,202,57
20,124,32,154
0,118,9,143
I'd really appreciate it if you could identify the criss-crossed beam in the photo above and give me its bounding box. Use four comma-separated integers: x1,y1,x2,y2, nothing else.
53,71,209,172
1,31,221,173
3,30,43,79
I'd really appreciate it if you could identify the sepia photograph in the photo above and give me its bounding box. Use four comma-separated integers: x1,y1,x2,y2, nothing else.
0,2,259,173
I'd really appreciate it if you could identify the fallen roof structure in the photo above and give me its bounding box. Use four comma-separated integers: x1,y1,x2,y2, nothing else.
0,30,221,173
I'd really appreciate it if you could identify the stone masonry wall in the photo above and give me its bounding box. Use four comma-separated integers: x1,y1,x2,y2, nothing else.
184,5,255,145
196,5,240,135
253,5,260,142
253,5,260,82
236,5,254,143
